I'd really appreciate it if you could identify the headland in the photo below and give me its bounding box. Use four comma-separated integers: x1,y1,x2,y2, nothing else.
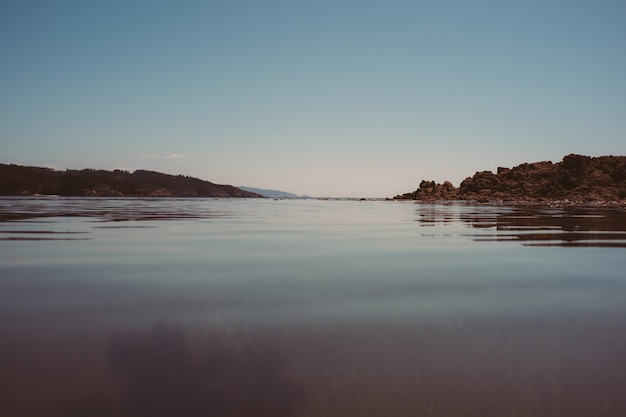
394,154,626,205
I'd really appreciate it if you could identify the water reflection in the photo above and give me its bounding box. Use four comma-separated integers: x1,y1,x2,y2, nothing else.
46,324,300,417
415,204,626,247
0,197,237,242
1,199,626,416
0,197,234,222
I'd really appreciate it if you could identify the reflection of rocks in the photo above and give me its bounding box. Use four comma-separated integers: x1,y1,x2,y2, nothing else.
50,324,300,417
395,154,626,203
416,204,626,247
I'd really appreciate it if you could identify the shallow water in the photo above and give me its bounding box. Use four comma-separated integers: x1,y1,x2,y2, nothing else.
1,197,626,416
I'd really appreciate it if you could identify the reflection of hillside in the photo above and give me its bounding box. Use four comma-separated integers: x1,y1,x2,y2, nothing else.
416,205,626,247
47,324,300,417
0,197,234,222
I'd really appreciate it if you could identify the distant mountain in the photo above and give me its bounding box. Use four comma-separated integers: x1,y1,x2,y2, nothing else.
239,186,313,199
394,154,626,203
0,164,263,198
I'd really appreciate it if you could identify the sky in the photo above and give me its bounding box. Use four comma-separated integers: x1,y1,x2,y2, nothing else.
1,0,625,197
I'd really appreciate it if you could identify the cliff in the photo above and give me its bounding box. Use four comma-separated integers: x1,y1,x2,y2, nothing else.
395,154,626,203
0,164,263,198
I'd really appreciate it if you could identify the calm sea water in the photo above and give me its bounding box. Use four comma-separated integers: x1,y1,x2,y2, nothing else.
1,197,626,416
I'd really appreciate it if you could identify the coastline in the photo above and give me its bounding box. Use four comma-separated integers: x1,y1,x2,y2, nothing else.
393,154,626,206
392,198,626,209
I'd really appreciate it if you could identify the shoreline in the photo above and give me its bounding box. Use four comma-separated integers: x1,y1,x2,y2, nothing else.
391,198,626,208
387,196,626,208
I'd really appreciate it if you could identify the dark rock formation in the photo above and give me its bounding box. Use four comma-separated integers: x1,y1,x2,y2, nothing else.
0,164,263,198
406,180,459,200
395,154,626,203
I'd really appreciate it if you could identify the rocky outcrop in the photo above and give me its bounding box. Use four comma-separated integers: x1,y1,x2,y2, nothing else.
406,180,459,200
395,154,626,203
0,164,263,198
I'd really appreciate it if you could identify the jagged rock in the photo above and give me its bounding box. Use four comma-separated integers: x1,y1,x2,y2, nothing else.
395,154,626,203
395,180,459,201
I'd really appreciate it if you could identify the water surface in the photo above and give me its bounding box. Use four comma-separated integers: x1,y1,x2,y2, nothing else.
1,198,625,416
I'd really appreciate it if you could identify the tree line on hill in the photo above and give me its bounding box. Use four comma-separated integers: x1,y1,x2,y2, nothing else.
0,164,262,198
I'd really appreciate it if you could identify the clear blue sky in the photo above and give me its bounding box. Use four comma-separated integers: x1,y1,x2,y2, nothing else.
1,0,625,197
